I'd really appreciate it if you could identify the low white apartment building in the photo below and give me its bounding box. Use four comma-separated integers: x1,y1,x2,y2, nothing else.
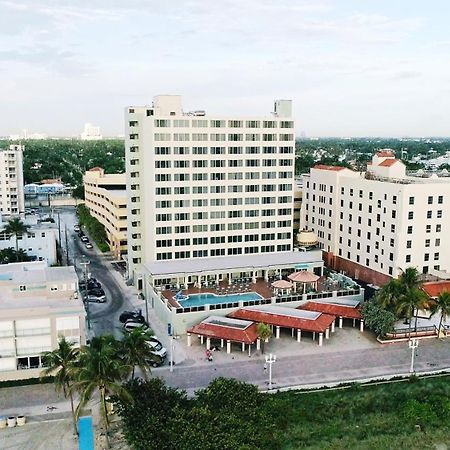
0,261,85,381
0,144,25,216
301,151,450,285
84,167,127,258
0,216,58,265
124,95,295,288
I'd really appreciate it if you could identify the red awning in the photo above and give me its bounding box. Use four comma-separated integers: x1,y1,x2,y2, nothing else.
298,301,362,320
229,307,334,333
187,320,258,344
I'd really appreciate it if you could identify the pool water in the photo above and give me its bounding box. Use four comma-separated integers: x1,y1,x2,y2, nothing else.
179,292,262,308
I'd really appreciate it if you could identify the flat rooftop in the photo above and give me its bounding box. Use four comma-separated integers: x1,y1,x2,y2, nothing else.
0,262,77,285
145,251,323,277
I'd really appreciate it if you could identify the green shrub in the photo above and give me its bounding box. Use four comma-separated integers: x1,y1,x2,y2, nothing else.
76,204,110,253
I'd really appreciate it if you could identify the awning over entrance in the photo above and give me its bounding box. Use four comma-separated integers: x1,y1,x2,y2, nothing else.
145,250,323,277
298,301,362,320
187,316,258,344
228,304,334,333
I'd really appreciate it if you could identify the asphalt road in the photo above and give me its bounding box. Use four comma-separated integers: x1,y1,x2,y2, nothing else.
51,207,130,337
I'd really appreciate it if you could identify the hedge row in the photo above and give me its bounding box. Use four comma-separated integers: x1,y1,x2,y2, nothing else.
76,204,110,252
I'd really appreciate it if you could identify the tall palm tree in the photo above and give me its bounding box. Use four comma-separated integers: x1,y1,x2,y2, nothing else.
2,218,29,253
377,278,402,312
395,287,428,338
41,337,80,436
119,327,155,380
256,322,272,354
72,334,131,445
430,290,450,337
398,267,422,291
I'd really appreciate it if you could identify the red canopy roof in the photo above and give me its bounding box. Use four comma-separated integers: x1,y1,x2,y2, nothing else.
229,307,334,333
187,319,258,344
298,301,362,320
271,279,293,288
422,281,450,298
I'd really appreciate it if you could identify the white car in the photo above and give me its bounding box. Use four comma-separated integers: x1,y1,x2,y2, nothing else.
85,242,93,249
145,336,167,359
123,320,149,332
74,225,80,232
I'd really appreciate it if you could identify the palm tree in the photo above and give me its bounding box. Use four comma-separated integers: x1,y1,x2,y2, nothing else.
119,327,155,380
72,335,131,445
430,290,450,337
398,267,422,291
256,322,272,354
377,278,402,312
41,337,80,436
395,287,428,338
2,218,29,253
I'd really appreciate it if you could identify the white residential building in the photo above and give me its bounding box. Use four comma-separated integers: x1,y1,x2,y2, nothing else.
124,95,295,288
0,144,25,216
301,151,450,285
0,261,85,381
0,215,58,265
81,123,102,140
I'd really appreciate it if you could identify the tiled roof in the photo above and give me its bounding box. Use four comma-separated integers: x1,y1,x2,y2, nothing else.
187,319,258,344
229,306,335,333
313,164,347,171
378,159,402,167
88,166,103,172
299,301,361,320
376,151,394,157
422,281,450,298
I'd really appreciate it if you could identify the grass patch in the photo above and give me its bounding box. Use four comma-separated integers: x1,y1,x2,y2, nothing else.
76,204,110,252
271,375,450,449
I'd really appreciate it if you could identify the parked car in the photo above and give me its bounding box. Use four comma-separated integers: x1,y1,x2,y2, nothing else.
79,278,101,290
119,310,145,324
84,288,106,303
123,320,149,332
85,242,93,249
80,236,89,243
74,225,80,232
85,293,106,303
145,336,167,359
146,354,165,368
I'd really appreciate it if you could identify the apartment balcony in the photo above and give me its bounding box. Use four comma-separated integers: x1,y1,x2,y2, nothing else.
15,327,51,337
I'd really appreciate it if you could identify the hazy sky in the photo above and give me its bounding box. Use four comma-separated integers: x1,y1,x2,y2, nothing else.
1,0,450,137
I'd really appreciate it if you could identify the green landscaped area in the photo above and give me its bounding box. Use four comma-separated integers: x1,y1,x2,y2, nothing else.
76,203,110,252
274,376,450,450
112,374,450,450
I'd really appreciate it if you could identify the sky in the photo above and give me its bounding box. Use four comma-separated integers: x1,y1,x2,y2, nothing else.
1,0,450,137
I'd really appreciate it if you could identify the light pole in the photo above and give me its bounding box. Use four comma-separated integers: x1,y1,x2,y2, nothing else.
265,353,277,390
80,259,91,330
409,338,419,373
169,334,175,373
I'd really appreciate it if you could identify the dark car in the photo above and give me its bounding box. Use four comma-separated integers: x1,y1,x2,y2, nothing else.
119,310,145,324
87,287,105,297
79,278,101,290
146,354,165,368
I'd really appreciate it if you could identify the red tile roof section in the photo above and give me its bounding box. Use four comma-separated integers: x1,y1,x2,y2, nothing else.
313,164,347,172
378,159,401,167
228,309,335,333
376,151,394,157
187,321,259,344
422,281,450,298
298,302,362,320
88,166,103,172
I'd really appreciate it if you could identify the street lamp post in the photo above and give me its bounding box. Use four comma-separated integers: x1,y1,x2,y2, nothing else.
265,353,277,390
80,259,91,330
409,338,419,373
170,334,175,373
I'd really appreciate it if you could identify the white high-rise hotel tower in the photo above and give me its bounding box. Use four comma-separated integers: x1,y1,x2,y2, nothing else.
0,144,25,216
125,95,295,287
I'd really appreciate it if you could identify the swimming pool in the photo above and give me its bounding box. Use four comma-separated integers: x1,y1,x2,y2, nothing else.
179,292,263,308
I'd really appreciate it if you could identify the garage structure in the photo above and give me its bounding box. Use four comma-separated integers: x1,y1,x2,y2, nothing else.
298,300,364,332
187,315,259,355
228,304,335,346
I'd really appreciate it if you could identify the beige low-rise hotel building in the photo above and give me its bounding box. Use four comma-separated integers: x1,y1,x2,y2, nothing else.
84,167,127,258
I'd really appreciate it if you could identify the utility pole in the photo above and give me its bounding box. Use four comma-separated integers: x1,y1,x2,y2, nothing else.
65,224,69,265
170,334,175,373
265,353,277,390
80,260,91,330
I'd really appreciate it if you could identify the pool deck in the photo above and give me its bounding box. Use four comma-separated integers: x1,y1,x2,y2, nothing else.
163,278,274,308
